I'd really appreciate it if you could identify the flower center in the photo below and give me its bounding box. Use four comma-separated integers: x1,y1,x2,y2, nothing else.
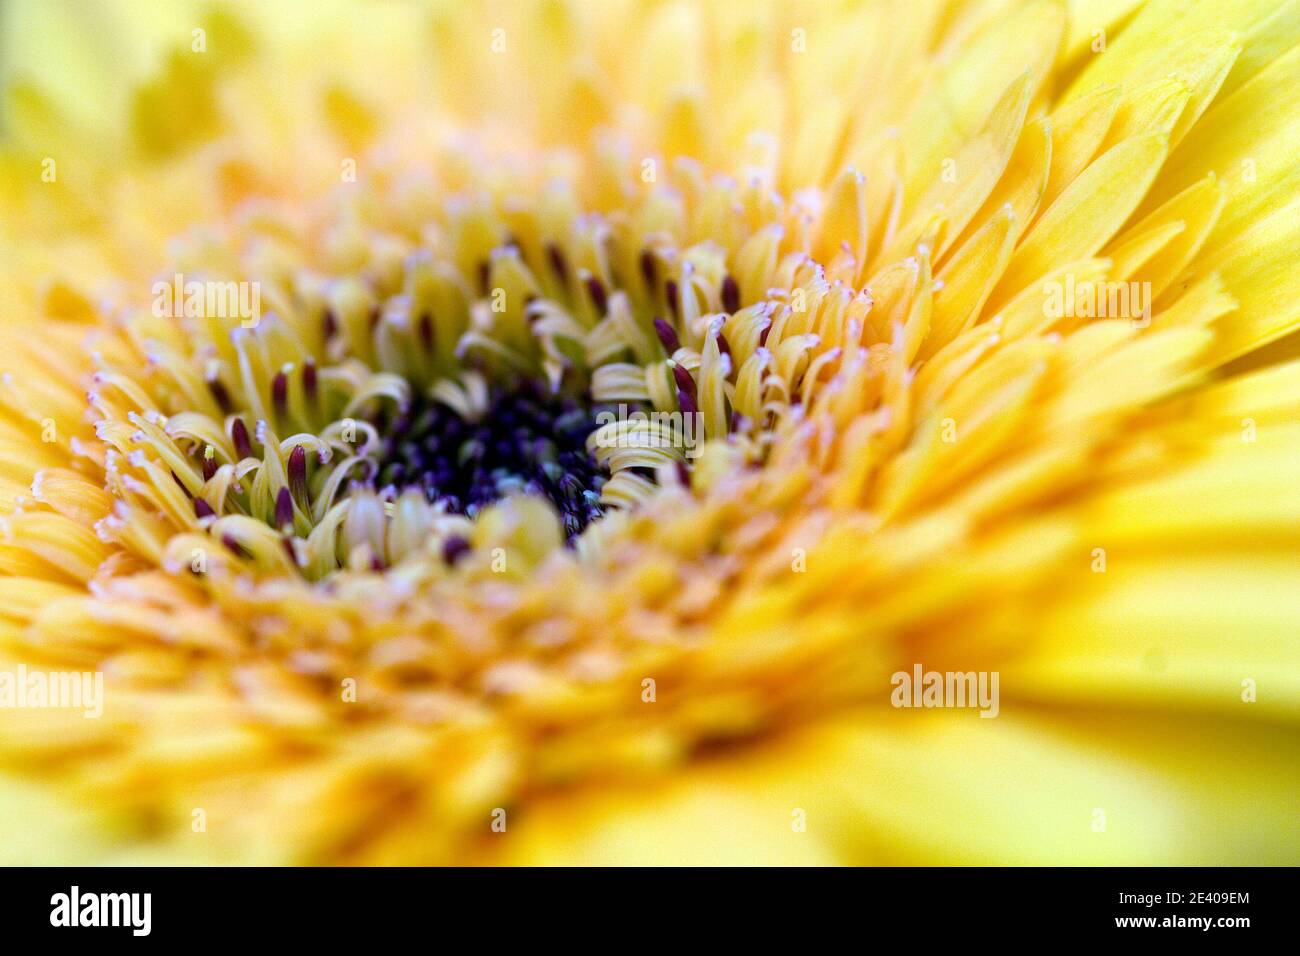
372,379,618,539
86,153,798,581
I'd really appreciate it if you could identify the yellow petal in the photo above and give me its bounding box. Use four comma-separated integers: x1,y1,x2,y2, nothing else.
924,204,1017,359
991,131,1168,307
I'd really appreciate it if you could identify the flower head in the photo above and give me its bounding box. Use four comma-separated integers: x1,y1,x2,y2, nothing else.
0,0,1297,864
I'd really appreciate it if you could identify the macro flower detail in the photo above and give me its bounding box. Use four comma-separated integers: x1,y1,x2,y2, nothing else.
0,0,1297,866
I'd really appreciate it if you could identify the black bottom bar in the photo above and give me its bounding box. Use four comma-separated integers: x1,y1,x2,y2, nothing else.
0,867,1283,942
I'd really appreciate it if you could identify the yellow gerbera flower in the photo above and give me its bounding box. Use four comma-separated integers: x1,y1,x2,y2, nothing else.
0,0,1296,865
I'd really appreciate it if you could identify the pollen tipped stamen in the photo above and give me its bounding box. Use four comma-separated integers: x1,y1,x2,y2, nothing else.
231,418,253,460
654,317,680,354
640,250,657,290
585,276,608,315
721,274,740,314
546,243,568,282
288,445,309,506
275,486,294,530
207,375,233,414
442,535,471,565
670,361,697,398
271,369,289,420
303,360,318,402
665,279,679,320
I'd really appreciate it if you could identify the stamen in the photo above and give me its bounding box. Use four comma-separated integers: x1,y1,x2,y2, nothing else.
288,445,309,506
275,486,294,530
272,369,289,420
586,276,608,315
442,535,471,565
670,361,696,398
716,330,732,359
231,418,253,460
303,360,318,401
207,375,233,414
546,243,568,281
722,274,740,314
640,250,657,289
654,317,680,354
